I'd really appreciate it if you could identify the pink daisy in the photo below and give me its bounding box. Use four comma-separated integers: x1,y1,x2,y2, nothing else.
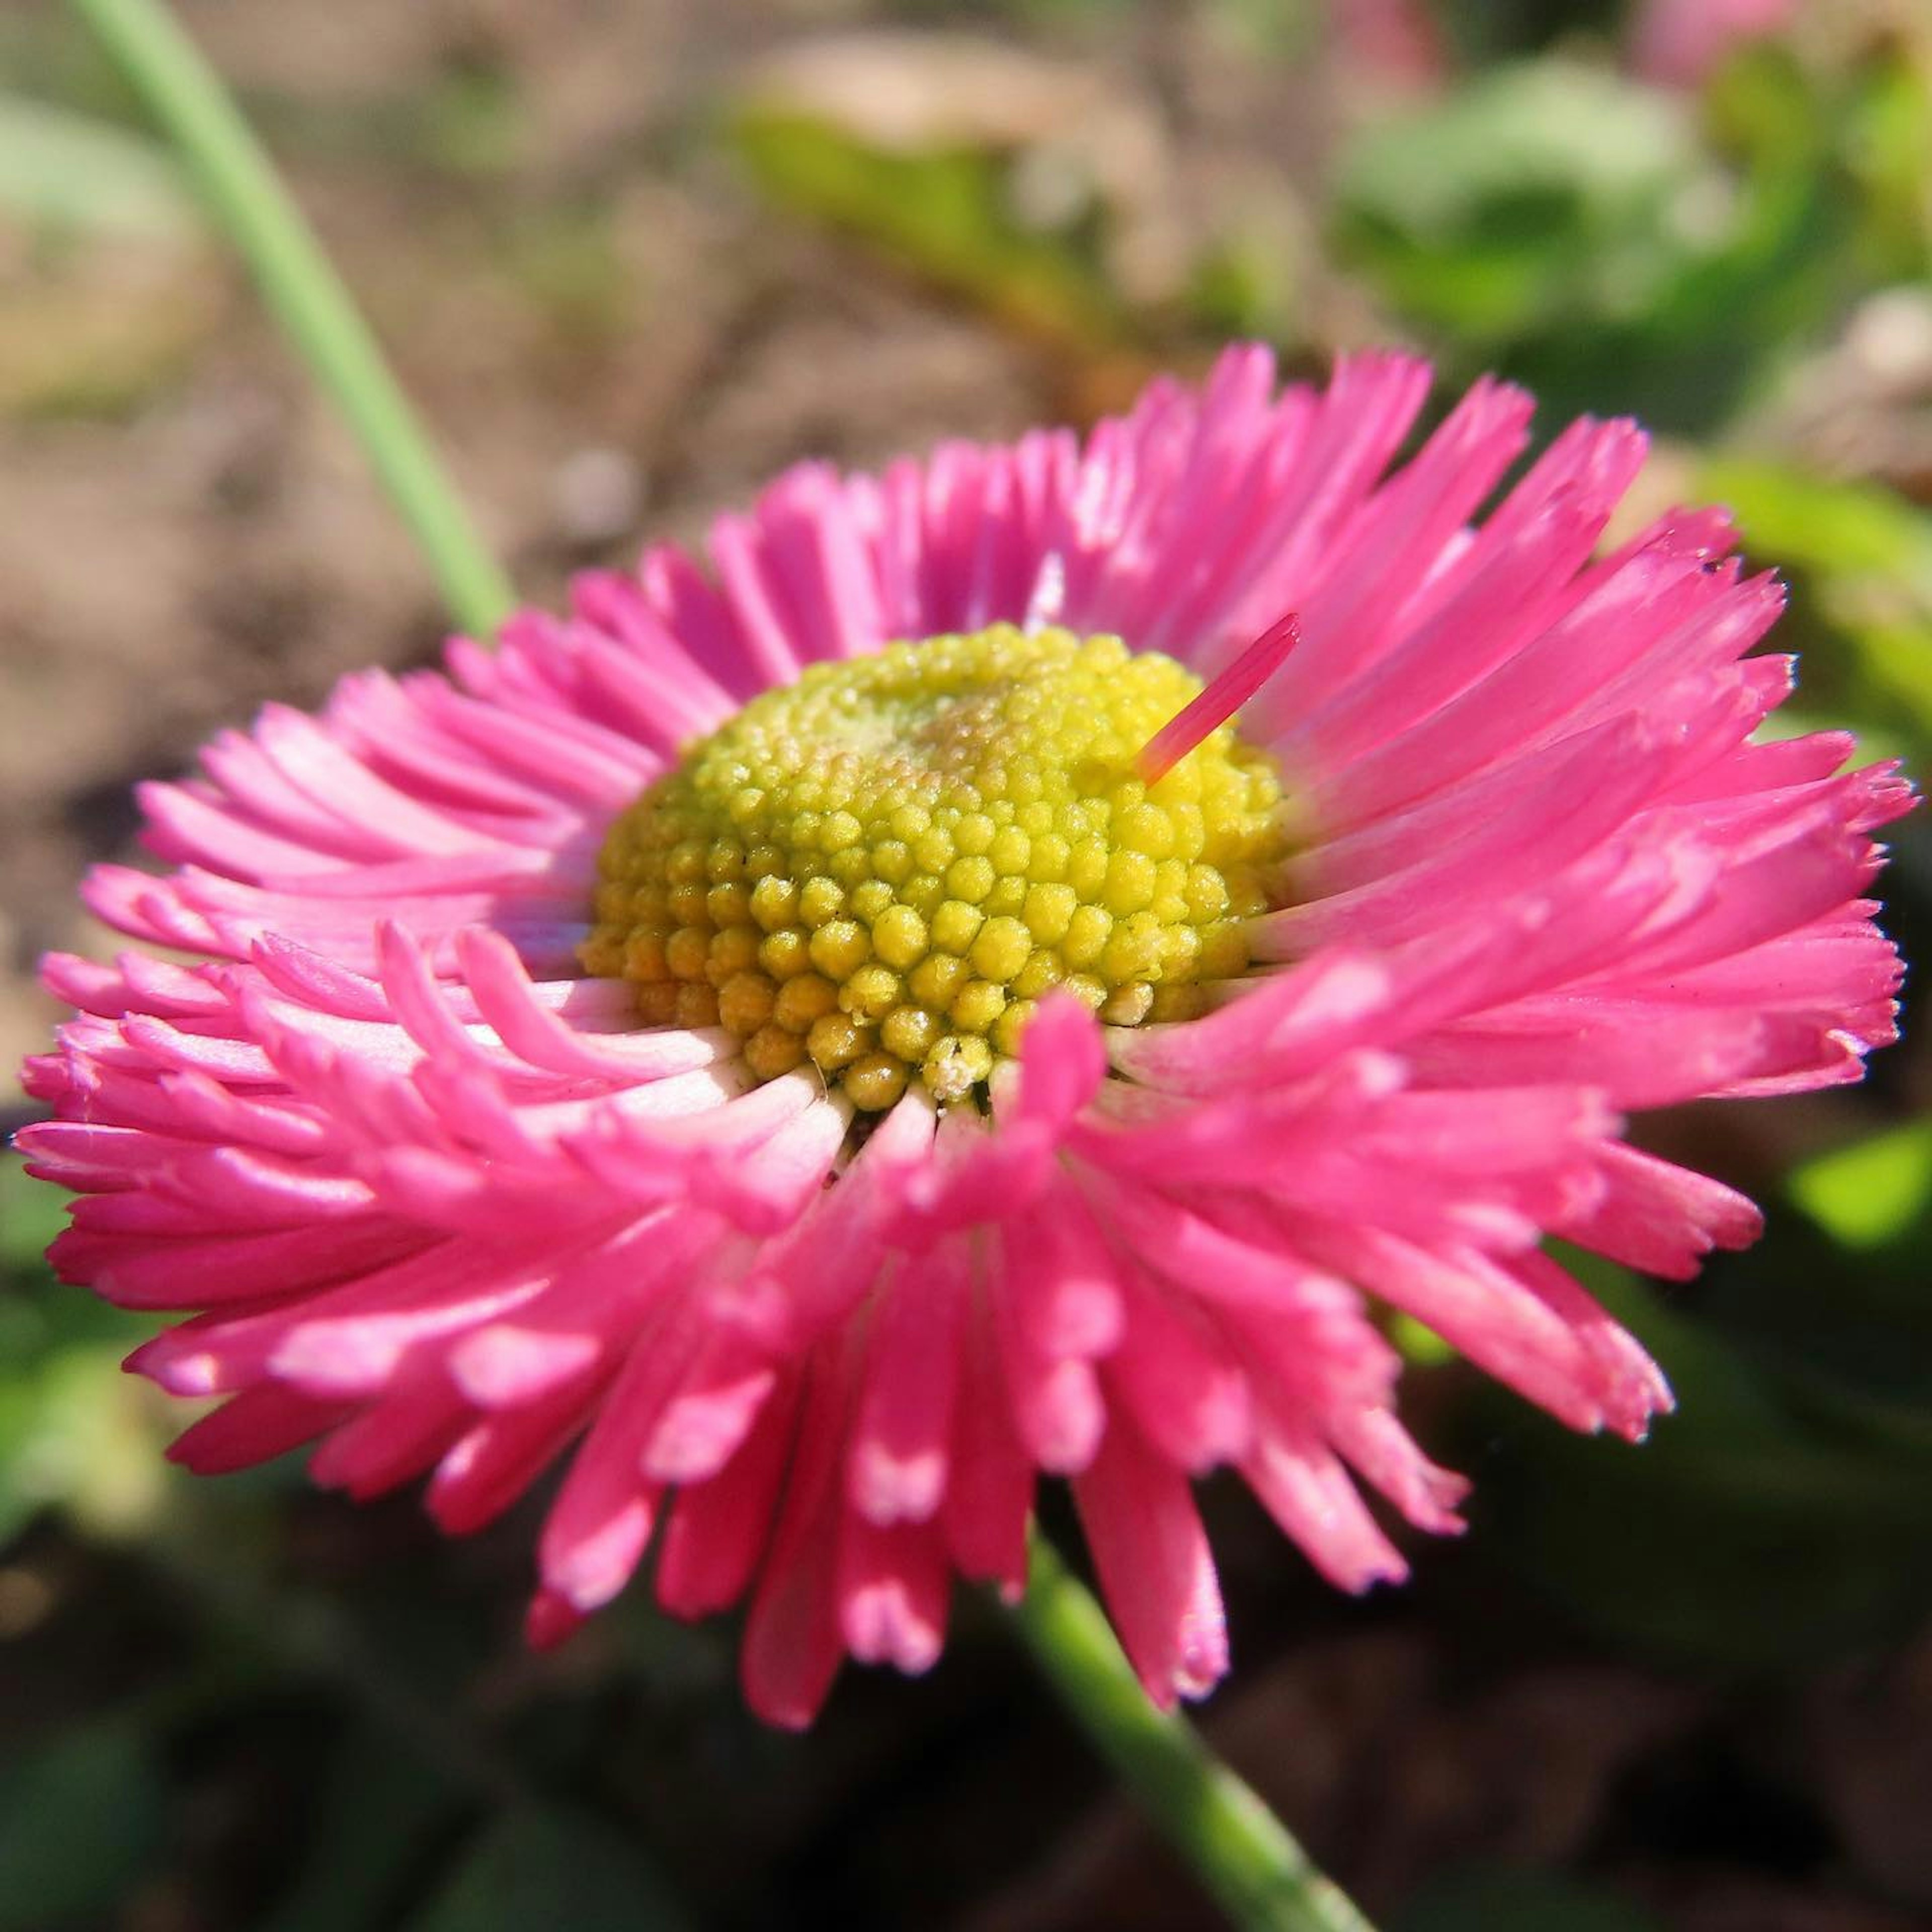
18,347,1909,1728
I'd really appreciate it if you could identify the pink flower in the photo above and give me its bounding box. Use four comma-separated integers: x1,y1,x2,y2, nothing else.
19,348,1909,1726
1332,0,1450,93
1629,0,1801,89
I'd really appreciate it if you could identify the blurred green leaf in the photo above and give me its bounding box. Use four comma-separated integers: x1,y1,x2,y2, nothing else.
1391,1312,1458,1367
1332,61,1703,345
1700,457,1932,747
1790,1119,1932,1252
0,1343,173,1545
1,1161,165,1546
1393,1865,1664,1932
1332,42,1908,433
0,1722,166,1931
1693,1202,1932,1471
1338,59,1695,261
0,1159,66,1274
406,1804,693,1932
1704,457,1932,599
260,1723,469,1932
0,90,197,239
733,106,1124,347
1473,1256,1932,1668
1186,229,1301,345
0,95,222,417
1820,41,1932,279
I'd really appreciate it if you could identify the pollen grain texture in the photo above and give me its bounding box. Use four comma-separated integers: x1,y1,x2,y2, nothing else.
583,625,1286,1108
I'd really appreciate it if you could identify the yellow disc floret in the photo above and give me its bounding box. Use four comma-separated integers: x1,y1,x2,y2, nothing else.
582,625,1286,1108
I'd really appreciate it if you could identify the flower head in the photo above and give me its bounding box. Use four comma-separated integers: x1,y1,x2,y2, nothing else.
19,347,1909,1726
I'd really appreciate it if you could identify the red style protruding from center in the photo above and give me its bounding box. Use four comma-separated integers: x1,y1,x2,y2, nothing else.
1135,614,1302,786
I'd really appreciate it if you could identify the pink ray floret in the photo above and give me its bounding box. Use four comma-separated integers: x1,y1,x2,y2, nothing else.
18,346,1912,1729
1136,613,1302,785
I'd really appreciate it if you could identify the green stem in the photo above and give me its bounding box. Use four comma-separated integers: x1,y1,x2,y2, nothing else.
1011,1530,1378,1932
62,10,1370,1918
69,0,517,638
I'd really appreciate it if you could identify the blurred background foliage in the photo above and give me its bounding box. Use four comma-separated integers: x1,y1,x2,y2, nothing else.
1,0,1929,1927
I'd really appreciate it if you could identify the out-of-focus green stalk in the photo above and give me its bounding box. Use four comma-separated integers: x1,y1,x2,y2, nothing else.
1011,1531,1379,1932
69,0,516,637
57,11,1374,1924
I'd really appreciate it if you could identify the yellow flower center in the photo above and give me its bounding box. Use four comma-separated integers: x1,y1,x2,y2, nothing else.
582,624,1287,1109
